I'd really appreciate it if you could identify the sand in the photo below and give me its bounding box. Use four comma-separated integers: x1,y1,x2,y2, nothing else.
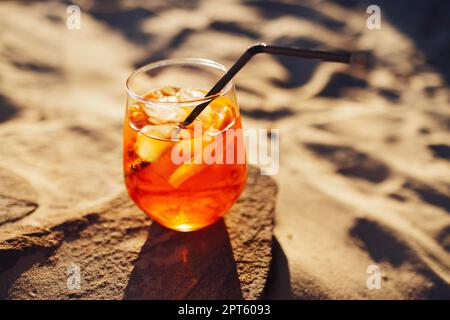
0,0,449,299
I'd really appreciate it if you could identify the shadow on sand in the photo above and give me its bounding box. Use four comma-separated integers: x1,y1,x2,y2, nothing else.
124,220,243,299
124,222,293,299
333,0,450,83
262,237,293,299
0,95,19,123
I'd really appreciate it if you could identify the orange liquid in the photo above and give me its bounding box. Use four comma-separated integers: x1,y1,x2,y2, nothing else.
123,94,247,232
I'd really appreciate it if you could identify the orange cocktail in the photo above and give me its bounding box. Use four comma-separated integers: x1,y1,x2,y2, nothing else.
124,59,247,231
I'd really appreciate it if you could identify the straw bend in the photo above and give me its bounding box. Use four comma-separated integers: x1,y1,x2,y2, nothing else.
247,43,268,55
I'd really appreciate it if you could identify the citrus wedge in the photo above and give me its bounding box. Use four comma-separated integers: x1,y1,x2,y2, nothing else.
134,125,174,163
167,99,235,188
168,135,211,188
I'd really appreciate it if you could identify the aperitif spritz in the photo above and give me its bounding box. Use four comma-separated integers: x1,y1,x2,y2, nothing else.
124,59,247,231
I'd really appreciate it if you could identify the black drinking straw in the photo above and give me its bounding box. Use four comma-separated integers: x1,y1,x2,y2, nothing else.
181,43,367,127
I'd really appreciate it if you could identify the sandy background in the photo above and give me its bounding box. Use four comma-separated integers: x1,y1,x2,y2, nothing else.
0,0,449,299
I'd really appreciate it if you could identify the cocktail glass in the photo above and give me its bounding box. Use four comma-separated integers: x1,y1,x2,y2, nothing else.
124,58,247,232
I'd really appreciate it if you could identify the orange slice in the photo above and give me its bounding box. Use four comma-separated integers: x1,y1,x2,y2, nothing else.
209,97,235,130
135,133,171,163
167,99,235,188
134,125,178,163
197,97,235,131
168,134,212,188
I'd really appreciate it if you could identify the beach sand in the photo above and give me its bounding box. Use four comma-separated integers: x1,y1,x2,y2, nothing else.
0,0,449,299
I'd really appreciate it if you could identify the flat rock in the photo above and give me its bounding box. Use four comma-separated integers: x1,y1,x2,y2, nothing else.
0,166,276,300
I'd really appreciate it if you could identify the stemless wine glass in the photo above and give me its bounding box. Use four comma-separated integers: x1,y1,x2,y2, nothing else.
124,58,248,232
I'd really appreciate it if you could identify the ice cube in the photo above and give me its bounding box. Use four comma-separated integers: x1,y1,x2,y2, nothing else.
176,88,205,101
140,123,183,140
140,87,233,128
160,86,179,97
145,86,180,100
134,124,185,163
128,103,149,130
135,133,171,163
158,95,178,103
143,104,190,125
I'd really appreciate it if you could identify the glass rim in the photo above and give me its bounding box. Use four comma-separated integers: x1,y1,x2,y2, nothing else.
125,58,233,107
